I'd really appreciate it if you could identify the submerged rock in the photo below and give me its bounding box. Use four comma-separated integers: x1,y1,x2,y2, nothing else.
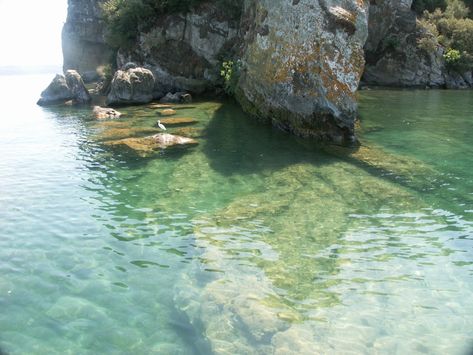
106,133,198,154
150,133,197,148
158,109,177,116
172,127,204,138
37,74,72,106
95,127,160,141
148,103,174,109
158,117,198,126
106,66,155,106
93,106,122,119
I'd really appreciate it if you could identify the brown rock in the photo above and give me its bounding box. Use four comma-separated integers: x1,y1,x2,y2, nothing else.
172,127,204,139
159,117,198,126
148,103,174,109
158,109,177,116
106,133,198,153
150,133,198,149
96,127,160,141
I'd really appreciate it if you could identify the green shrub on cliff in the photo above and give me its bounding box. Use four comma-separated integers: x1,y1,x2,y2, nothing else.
420,0,473,71
417,18,440,53
413,0,446,14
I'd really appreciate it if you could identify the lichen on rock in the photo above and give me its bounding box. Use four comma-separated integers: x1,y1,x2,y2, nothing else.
235,0,369,144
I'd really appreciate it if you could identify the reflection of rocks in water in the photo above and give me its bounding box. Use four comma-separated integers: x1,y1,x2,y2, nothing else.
105,133,198,156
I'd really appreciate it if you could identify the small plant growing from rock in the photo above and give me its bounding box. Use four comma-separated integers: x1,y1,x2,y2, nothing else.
444,48,462,64
443,48,472,71
220,60,241,96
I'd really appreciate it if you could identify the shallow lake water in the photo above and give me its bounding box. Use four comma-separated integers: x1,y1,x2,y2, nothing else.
0,74,472,354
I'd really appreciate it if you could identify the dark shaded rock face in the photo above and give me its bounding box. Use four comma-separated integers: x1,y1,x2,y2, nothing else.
62,0,114,82
37,74,72,106
363,0,472,88
363,0,445,87
65,70,92,103
106,66,155,106
116,3,240,97
235,0,369,144
38,71,91,106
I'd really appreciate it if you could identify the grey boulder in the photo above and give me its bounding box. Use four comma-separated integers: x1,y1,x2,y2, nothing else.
159,92,193,104
37,71,91,106
37,74,72,106
65,70,91,104
106,66,155,106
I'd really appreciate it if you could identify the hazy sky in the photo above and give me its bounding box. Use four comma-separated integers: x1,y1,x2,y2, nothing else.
0,0,68,66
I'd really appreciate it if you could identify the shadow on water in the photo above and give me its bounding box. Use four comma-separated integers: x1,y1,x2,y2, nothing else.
202,100,333,175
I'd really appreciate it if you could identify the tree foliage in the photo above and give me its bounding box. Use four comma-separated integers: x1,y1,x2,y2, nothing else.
419,0,473,72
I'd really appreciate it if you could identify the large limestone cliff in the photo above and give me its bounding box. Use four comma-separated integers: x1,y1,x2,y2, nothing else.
236,0,369,143
62,0,369,143
62,0,113,82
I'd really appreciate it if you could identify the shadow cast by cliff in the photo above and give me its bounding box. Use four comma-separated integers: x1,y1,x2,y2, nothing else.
202,100,333,176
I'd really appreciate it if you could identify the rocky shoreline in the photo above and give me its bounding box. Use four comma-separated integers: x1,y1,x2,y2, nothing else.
47,0,473,144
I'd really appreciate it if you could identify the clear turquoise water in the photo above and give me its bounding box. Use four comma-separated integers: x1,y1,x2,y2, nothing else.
0,75,472,354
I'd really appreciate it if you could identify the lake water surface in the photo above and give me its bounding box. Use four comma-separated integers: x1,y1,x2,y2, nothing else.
0,74,472,354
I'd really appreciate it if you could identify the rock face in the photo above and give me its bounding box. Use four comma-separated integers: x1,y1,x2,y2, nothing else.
37,74,72,106
116,3,240,97
65,70,92,103
62,0,114,82
363,0,472,88
235,0,369,144
38,71,91,106
62,0,370,142
363,1,445,87
106,65,155,106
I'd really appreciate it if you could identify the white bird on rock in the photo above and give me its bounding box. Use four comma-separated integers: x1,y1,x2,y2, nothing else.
157,120,166,131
